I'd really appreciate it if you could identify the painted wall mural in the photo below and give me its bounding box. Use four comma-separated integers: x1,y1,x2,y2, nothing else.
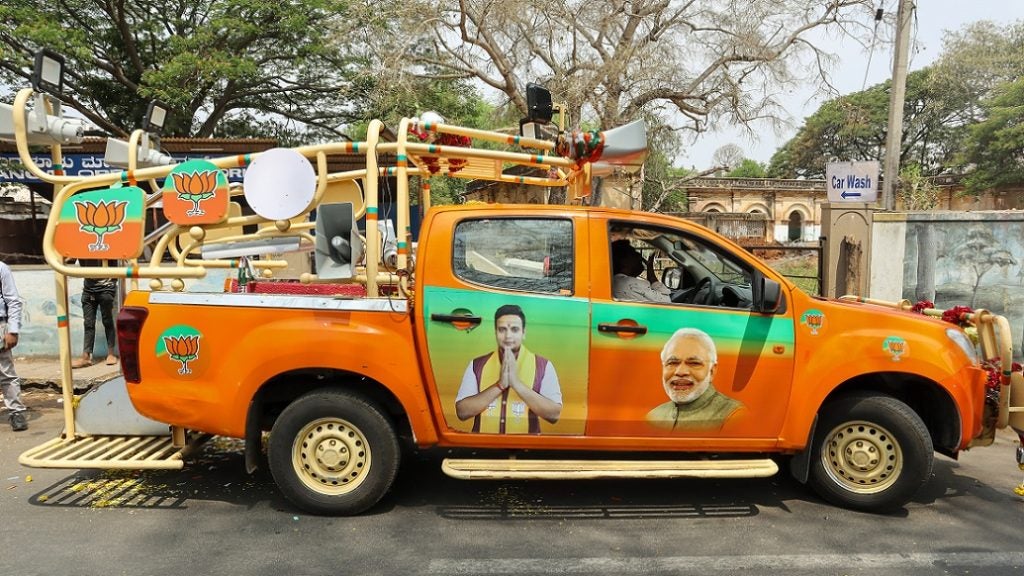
903,215,1024,358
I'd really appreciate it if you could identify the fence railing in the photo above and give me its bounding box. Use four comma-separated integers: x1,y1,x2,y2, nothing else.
739,241,823,296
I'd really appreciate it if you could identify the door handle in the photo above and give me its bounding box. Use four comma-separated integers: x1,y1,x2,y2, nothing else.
431,313,482,325
598,323,648,335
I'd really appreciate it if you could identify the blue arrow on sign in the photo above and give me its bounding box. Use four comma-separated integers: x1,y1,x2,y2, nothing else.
841,190,862,199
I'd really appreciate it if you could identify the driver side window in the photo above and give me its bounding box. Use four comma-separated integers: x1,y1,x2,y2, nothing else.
609,223,753,309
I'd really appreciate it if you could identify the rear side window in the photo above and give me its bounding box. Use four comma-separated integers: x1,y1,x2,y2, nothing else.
452,218,573,294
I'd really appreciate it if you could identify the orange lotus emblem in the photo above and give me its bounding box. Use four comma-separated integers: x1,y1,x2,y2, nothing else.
164,335,200,375
883,336,907,361
74,200,127,251
172,171,218,216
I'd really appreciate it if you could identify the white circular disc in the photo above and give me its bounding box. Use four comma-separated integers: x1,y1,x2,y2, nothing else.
243,148,317,220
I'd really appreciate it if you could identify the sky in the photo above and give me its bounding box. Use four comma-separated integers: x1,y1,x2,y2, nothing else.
681,0,1024,170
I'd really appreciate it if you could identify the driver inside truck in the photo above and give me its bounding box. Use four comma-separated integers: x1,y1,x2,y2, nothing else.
611,239,671,303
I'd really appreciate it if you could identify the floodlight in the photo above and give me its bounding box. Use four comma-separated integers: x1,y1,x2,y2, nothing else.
525,83,553,124
143,101,168,134
519,119,540,140
31,49,65,95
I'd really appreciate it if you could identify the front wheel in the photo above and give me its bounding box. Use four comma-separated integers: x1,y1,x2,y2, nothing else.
268,389,400,515
808,394,933,513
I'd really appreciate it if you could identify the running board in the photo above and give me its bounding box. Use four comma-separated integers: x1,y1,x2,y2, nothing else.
442,458,779,480
19,433,210,470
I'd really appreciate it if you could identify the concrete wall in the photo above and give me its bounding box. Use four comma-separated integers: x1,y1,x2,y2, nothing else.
868,214,908,302
7,265,229,358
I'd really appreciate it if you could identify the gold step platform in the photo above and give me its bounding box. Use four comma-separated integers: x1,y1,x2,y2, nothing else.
19,433,210,470
442,458,779,480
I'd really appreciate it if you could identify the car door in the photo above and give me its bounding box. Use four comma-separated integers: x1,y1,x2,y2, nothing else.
586,217,795,443
422,213,590,438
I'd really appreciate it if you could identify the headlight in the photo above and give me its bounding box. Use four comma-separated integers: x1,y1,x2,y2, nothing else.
947,328,980,364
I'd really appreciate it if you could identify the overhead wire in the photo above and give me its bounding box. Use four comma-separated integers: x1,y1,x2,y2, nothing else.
862,2,887,91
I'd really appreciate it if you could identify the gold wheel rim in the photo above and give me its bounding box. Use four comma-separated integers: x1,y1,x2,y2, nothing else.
821,419,903,495
291,417,371,495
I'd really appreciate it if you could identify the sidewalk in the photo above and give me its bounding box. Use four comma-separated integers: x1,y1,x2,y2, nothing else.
12,355,121,392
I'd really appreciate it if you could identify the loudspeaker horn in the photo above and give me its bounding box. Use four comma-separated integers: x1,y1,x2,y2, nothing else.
314,202,362,279
595,119,647,171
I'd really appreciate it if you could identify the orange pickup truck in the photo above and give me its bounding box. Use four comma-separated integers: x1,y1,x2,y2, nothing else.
10,81,1022,516
116,201,1017,515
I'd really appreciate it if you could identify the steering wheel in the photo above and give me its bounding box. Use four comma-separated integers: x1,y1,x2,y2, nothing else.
671,286,694,303
692,276,718,306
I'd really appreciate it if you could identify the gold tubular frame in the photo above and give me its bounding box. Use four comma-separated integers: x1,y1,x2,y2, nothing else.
12,85,580,470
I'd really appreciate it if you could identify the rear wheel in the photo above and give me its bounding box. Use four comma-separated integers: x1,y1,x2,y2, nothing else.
808,394,933,513
268,389,399,515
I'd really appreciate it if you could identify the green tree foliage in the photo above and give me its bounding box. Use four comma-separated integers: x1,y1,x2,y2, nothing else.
728,159,766,178
767,68,960,179
771,19,1024,185
0,0,375,140
897,163,940,211
959,78,1024,194
930,20,1024,128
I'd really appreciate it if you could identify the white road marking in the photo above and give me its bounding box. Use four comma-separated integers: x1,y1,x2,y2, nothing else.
428,552,1024,574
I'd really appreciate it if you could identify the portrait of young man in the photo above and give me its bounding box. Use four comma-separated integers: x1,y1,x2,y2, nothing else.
454,304,563,434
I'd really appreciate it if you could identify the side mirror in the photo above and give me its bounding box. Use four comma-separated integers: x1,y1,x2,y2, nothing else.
662,267,682,291
752,272,782,314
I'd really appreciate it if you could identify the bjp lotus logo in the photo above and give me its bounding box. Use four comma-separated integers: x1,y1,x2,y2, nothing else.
172,171,218,216
164,335,200,375
800,309,825,335
74,200,127,252
883,336,908,361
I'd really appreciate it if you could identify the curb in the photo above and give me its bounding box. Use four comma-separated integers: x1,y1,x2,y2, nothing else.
21,377,100,393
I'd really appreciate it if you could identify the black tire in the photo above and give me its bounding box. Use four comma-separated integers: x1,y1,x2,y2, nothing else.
268,389,400,515
808,394,933,513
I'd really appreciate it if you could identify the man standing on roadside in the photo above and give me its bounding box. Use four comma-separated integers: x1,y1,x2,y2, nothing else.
0,259,28,431
72,259,118,368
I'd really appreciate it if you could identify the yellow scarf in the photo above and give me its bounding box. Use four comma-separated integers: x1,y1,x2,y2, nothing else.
477,346,538,434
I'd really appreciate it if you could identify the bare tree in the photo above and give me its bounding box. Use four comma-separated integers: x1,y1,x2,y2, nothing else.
712,143,745,173
381,0,875,135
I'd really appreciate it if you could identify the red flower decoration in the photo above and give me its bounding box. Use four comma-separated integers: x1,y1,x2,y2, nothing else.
941,305,974,326
438,133,472,174
910,300,934,313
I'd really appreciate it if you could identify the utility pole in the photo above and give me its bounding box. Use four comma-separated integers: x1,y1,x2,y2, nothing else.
882,0,914,211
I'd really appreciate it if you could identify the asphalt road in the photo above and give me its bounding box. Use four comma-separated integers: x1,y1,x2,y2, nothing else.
2,390,1023,576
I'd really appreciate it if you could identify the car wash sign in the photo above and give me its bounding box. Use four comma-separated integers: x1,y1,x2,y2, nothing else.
826,161,879,202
